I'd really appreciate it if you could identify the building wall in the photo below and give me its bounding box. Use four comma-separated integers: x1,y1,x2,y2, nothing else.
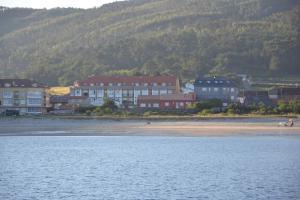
194,86,238,101
70,84,178,107
0,87,46,114
138,99,193,110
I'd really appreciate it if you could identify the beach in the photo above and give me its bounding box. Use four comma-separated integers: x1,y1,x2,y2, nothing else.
0,117,299,136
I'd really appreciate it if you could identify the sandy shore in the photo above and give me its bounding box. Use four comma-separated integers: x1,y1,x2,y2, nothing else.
136,123,300,136
0,118,299,136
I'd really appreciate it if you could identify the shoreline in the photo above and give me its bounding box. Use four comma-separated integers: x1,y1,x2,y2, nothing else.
0,117,299,137
0,114,298,121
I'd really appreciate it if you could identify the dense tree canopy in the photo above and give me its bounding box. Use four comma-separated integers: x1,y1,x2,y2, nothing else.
0,0,299,85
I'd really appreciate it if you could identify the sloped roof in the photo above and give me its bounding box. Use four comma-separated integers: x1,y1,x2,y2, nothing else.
194,76,236,87
74,75,177,87
0,79,46,88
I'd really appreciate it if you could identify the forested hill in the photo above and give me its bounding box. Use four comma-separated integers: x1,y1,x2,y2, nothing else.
0,0,299,86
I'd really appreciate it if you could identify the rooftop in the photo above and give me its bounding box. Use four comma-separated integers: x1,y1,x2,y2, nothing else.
0,79,46,88
74,75,178,87
194,76,236,87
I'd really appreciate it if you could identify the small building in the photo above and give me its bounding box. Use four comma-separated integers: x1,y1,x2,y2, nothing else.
67,96,89,107
194,76,238,102
268,87,300,102
49,95,70,110
0,79,47,115
70,75,180,108
137,93,196,110
238,90,272,106
182,82,194,94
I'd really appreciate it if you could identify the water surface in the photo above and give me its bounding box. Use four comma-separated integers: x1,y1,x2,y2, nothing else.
1,135,300,200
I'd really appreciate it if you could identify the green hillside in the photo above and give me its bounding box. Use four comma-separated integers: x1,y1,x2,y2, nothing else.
0,0,299,85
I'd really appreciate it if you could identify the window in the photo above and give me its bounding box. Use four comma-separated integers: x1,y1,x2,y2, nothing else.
180,102,184,106
160,90,167,95
27,107,42,113
97,89,104,97
89,90,96,97
153,103,159,108
140,103,146,108
118,83,122,86
135,83,139,86
27,91,42,98
162,83,166,86
28,98,42,105
214,88,219,92
3,90,13,98
165,102,170,107
231,88,235,92
167,90,174,94
3,98,13,106
144,83,148,86
75,89,81,96
202,88,207,92
153,82,157,86
109,83,113,86
152,89,159,96
141,90,148,96
83,90,88,97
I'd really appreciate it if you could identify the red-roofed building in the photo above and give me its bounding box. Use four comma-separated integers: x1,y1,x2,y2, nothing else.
70,75,180,107
137,93,196,110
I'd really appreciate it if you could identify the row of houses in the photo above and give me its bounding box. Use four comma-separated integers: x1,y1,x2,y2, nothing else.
1,75,299,115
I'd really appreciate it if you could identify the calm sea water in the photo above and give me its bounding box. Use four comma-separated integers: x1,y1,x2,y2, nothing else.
1,135,300,200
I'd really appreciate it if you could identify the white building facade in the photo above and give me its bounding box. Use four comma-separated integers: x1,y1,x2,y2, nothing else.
70,75,180,107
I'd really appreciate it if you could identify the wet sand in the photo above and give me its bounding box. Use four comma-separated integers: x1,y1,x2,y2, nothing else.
138,123,300,136
0,118,299,136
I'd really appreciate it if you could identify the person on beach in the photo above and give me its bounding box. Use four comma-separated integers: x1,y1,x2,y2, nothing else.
278,118,295,127
288,118,294,127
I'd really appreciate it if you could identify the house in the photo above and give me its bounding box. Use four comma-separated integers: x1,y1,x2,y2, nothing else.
137,93,196,110
182,82,194,94
194,76,238,102
237,90,273,106
268,87,300,103
49,95,70,109
0,79,47,115
70,75,180,107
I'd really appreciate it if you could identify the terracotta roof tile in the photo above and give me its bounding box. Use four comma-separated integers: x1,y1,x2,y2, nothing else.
75,75,177,86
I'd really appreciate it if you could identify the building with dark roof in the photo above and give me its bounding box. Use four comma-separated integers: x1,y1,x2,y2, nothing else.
194,76,239,102
0,79,47,115
269,87,300,102
70,75,180,107
237,90,273,106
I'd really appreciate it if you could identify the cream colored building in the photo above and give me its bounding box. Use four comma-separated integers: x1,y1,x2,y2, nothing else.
0,79,47,115
70,75,180,108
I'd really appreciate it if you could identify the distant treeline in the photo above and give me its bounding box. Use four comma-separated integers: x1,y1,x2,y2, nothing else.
0,0,299,85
